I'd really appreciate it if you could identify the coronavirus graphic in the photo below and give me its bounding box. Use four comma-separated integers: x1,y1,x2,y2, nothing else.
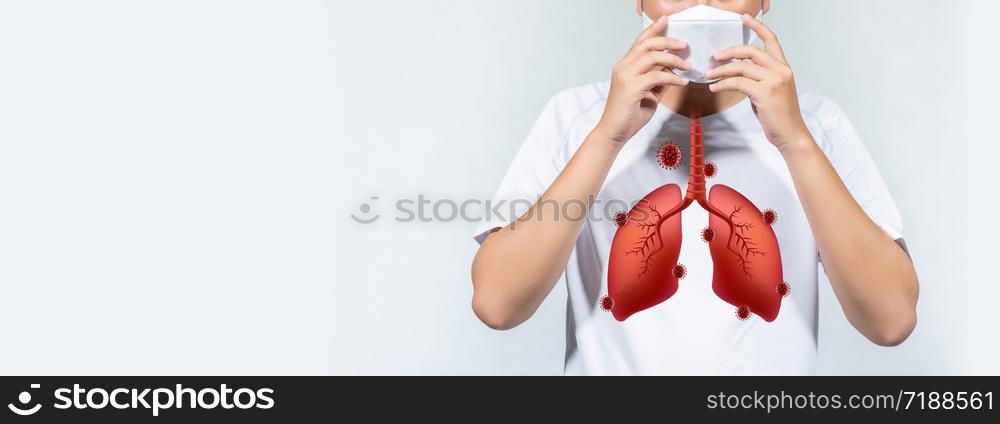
704,162,718,179
763,209,779,226
657,143,683,170
776,281,791,298
701,227,716,243
672,264,688,280
614,211,629,228
600,296,615,312
736,305,752,321
606,115,789,323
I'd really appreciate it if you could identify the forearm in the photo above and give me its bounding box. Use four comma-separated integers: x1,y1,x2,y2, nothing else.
780,138,919,346
471,130,621,330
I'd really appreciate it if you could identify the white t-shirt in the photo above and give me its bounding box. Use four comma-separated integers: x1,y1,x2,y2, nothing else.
474,81,903,376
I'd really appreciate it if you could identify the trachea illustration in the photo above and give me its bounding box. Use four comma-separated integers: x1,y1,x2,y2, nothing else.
605,116,789,322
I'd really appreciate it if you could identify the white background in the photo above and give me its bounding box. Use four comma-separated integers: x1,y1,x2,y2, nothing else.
0,0,996,375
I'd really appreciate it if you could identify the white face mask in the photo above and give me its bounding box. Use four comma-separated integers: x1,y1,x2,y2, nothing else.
643,5,764,83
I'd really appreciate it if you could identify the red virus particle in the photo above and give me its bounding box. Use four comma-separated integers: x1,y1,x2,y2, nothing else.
736,305,752,321
776,281,791,298
657,143,683,170
701,227,717,243
600,296,615,312
762,209,779,226
672,264,688,280
704,162,718,179
613,211,629,228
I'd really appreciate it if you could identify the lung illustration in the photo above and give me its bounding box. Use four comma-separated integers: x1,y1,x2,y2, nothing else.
605,117,789,322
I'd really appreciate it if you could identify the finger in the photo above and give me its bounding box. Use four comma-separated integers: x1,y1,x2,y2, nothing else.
705,61,773,82
631,15,669,49
630,51,690,75
625,36,688,63
638,71,690,91
708,76,760,96
636,36,688,53
650,84,668,103
742,14,787,64
714,45,780,68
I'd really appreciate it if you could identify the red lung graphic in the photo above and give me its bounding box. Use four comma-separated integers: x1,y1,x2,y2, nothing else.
707,185,784,322
606,116,788,322
606,184,684,322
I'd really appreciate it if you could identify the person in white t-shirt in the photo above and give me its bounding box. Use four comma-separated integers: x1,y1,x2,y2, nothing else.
470,0,919,376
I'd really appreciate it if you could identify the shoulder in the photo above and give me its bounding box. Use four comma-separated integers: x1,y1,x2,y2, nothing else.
548,81,611,110
524,82,610,161
796,92,861,151
797,92,849,127
797,92,884,172
539,81,610,130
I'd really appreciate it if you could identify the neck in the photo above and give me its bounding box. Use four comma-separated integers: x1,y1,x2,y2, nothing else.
660,83,747,118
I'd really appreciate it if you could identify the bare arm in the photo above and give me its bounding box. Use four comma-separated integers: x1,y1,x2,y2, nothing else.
472,132,621,330
780,140,918,346
472,17,690,330
708,15,918,346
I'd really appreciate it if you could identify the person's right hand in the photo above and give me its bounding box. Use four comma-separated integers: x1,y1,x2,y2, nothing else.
595,16,690,146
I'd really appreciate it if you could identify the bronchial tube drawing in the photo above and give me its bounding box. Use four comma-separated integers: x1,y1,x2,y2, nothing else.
605,116,789,323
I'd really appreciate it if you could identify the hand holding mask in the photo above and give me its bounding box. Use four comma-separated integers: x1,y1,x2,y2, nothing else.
643,5,763,84
644,6,811,151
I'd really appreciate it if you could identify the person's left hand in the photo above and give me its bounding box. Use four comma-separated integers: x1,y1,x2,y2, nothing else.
706,14,810,152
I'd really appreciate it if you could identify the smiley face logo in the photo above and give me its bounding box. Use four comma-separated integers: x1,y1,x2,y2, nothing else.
351,197,381,224
8,384,42,416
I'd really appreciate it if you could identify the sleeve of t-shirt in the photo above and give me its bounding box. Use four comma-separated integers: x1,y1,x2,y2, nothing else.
810,95,905,242
472,96,568,244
